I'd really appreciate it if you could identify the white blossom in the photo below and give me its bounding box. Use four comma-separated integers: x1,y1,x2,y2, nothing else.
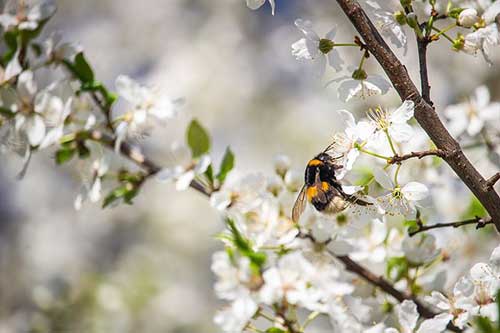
74,158,109,210
365,0,408,55
0,0,56,31
402,234,440,266
458,8,480,28
328,71,391,102
374,168,428,216
444,85,500,137
292,19,344,77
156,142,211,191
214,294,258,333
461,2,500,64
114,75,181,151
386,300,451,333
367,100,415,149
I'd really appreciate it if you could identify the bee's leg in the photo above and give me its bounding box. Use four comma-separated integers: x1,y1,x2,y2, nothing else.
346,195,372,206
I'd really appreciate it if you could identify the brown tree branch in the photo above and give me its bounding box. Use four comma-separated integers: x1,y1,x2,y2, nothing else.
388,149,445,164
409,216,493,237
87,130,212,197
298,233,462,332
335,0,500,232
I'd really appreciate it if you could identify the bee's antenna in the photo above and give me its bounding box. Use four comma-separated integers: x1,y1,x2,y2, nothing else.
322,142,335,153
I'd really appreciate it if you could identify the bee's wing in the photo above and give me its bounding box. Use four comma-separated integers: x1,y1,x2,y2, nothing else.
292,185,307,223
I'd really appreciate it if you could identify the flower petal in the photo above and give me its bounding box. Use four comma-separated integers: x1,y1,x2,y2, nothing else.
402,182,428,201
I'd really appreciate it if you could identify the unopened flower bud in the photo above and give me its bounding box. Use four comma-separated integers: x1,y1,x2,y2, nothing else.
406,13,419,29
267,175,283,196
273,153,291,177
393,11,407,26
458,8,479,28
284,170,302,192
452,34,465,51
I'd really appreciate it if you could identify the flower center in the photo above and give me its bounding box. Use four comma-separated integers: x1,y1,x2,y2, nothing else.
318,38,334,54
367,107,390,130
391,186,403,200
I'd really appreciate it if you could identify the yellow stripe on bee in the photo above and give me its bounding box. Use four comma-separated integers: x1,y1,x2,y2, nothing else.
321,182,329,191
306,187,317,201
308,159,322,166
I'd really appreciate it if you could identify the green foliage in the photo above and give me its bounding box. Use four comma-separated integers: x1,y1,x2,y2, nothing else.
404,219,419,234
461,196,487,220
266,328,285,333
73,52,95,83
55,147,76,165
226,218,266,270
217,147,235,183
449,7,465,19
2,30,18,65
187,119,211,158
103,172,145,208
386,256,409,282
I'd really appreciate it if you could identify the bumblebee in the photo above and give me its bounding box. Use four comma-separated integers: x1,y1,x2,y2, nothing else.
292,148,371,223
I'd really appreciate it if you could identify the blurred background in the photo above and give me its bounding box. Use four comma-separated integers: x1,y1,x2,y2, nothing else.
0,0,499,332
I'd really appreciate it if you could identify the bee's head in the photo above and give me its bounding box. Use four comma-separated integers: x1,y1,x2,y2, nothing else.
315,152,331,163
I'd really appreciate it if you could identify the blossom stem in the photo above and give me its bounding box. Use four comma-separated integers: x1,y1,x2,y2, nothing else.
357,147,390,161
332,43,359,47
384,130,398,156
300,311,320,332
408,216,493,237
431,26,454,43
245,324,264,333
435,22,457,36
357,50,368,70
393,164,402,187
257,309,276,322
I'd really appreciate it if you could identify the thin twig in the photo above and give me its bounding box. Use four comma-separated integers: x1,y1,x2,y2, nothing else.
486,172,500,190
409,216,493,237
335,0,500,232
417,37,432,105
298,232,462,333
87,130,212,197
388,149,445,164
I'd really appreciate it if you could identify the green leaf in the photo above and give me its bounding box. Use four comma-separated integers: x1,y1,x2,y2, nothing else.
226,218,267,269
497,290,500,330
386,256,409,282
205,164,214,185
475,316,495,333
461,196,487,220
2,31,18,65
187,119,210,158
55,148,76,165
266,328,285,333
449,7,464,19
73,52,94,83
102,186,130,208
216,147,235,183
404,220,419,234
77,143,91,159
0,107,15,118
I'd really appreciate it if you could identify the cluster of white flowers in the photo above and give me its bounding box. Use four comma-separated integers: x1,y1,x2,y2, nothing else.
1,1,499,333
425,245,500,329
